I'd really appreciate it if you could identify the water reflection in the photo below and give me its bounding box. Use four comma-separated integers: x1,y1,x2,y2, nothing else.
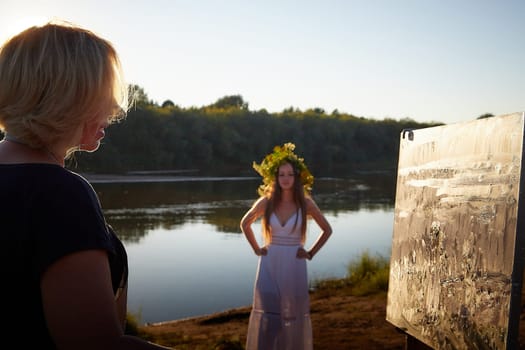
92,173,396,241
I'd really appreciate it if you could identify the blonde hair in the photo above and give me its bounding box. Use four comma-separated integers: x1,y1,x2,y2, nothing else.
0,20,128,151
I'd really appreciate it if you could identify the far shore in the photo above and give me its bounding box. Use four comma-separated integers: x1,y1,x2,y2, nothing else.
80,172,258,184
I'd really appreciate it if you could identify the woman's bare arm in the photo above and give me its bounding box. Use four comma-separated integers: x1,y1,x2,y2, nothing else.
304,197,333,259
41,250,172,350
240,196,268,256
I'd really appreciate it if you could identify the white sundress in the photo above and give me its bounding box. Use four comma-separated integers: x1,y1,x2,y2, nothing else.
246,209,313,350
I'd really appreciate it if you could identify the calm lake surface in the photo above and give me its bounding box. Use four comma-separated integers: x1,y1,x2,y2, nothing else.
90,173,396,325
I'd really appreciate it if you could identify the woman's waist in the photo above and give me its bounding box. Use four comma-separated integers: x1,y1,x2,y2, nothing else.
269,235,302,246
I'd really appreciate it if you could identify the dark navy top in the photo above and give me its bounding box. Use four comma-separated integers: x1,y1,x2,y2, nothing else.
0,163,128,348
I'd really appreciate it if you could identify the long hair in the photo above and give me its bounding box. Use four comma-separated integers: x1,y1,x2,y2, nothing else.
261,161,308,244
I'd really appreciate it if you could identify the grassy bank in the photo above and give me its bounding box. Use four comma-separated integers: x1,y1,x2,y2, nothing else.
311,250,390,296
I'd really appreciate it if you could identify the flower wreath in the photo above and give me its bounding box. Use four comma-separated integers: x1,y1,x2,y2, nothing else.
252,142,314,196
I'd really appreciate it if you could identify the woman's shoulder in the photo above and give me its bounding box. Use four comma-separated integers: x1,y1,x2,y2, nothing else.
248,196,270,214
305,196,321,212
0,163,88,187
253,195,269,209
40,166,94,192
18,164,98,202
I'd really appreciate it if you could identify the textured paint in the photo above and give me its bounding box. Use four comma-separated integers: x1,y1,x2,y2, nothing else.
386,112,525,349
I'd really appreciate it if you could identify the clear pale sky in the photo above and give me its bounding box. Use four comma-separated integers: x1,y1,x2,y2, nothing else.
1,0,524,124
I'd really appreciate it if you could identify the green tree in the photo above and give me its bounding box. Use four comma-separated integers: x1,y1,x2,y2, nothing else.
210,95,248,110
129,84,153,107
71,86,440,177
161,100,175,108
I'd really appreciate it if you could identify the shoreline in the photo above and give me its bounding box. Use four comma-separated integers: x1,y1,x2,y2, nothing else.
80,173,258,183
143,305,253,327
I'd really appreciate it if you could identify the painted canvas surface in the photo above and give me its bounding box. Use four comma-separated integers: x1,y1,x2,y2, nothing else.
386,112,525,349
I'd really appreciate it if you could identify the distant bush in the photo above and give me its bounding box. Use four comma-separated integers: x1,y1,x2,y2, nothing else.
346,251,390,296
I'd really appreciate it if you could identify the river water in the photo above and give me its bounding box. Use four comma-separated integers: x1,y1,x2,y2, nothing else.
90,173,396,324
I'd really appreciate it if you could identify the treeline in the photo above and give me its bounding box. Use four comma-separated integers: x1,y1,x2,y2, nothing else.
71,90,440,177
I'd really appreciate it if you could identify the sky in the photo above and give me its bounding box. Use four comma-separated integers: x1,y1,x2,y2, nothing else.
1,0,524,125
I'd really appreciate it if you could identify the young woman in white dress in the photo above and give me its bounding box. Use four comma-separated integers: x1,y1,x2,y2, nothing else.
240,143,332,350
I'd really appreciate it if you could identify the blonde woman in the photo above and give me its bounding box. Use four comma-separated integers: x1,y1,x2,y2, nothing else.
241,143,333,349
0,21,171,349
